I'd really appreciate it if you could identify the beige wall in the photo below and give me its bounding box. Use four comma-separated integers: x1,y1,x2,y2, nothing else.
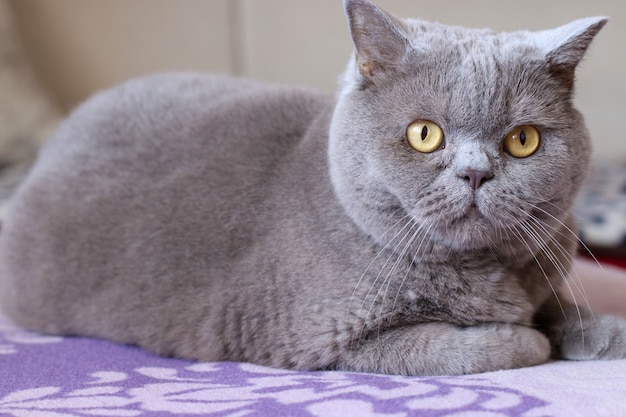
10,0,626,159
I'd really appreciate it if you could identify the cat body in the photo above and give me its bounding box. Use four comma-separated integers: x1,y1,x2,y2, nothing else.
1,0,625,375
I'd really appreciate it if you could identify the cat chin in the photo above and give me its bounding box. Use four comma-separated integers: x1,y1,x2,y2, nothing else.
434,220,497,251
422,202,511,251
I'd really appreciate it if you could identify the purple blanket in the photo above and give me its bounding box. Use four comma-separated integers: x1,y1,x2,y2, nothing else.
2,259,626,416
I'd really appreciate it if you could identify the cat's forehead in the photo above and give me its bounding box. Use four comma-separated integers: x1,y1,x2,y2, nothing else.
343,10,605,136
403,18,539,58
390,19,562,133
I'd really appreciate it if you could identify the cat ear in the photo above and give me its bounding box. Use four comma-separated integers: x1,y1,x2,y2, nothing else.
537,17,608,86
344,0,410,84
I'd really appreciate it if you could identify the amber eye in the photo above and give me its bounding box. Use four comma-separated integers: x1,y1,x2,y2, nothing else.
504,126,541,158
407,120,444,153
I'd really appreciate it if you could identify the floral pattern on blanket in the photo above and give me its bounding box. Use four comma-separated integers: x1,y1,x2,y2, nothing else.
2,313,626,417
1,363,548,417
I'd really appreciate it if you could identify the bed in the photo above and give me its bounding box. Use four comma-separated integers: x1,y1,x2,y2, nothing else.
1,257,625,417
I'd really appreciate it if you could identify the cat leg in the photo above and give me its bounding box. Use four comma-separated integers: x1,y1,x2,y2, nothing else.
536,297,626,360
562,313,626,360
337,322,550,376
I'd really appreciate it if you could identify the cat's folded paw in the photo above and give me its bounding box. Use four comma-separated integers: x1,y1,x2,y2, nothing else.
562,314,626,360
464,324,551,373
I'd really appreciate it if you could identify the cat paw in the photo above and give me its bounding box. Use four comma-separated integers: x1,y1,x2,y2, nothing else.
561,314,626,360
336,322,551,375
463,323,551,373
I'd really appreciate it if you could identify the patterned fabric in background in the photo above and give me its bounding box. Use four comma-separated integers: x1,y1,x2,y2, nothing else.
575,160,626,253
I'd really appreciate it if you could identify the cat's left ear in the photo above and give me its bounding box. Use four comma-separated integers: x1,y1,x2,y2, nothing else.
344,0,410,84
537,17,608,86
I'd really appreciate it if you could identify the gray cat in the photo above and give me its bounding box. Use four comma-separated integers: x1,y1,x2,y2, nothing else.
1,0,625,376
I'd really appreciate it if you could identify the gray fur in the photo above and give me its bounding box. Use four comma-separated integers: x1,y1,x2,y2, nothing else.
0,0,623,375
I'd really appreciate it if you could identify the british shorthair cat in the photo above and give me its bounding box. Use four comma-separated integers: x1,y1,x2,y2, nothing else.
1,0,625,375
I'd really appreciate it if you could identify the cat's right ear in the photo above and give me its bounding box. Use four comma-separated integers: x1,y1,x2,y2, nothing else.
344,0,410,85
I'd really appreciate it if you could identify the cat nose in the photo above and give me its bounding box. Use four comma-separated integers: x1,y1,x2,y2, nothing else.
459,169,492,191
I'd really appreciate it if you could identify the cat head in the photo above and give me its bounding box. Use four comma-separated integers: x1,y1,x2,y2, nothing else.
328,0,606,257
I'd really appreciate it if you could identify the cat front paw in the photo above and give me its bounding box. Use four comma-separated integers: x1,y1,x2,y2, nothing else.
562,314,626,360
465,323,551,373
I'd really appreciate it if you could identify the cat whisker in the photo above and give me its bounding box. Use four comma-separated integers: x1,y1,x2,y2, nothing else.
524,212,592,313
372,220,424,345
355,218,416,316
522,214,588,349
374,223,421,310
348,214,417,348
521,218,578,299
526,203,598,326
390,220,437,316
347,211,413,319
529,202,606,277
508,207,591,353
506,220,566,320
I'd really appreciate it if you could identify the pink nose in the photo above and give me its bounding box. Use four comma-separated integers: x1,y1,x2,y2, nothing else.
459,169,492,191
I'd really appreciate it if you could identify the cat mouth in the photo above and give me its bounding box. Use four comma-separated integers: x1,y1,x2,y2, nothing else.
442,204,487,231
440,198,495,236
461,197,484,218
461,203,485,223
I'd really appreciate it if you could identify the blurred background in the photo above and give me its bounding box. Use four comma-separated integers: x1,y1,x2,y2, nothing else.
5,0,626,158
